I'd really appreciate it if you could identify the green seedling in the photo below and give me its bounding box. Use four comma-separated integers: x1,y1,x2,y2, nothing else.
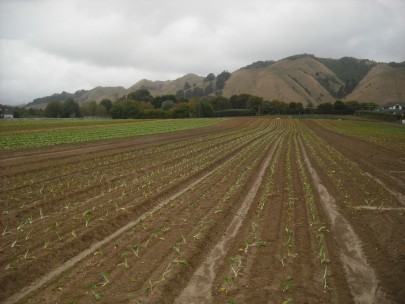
90,284,103,301
44,239,51,249
277,253,286,266
11,235,23,248
130,244,140,257
99,271,109,286
2,225,11,236
83,211,91,227
117,252,129,268
282,275,293,292
39,207,48,220
17,219,28,231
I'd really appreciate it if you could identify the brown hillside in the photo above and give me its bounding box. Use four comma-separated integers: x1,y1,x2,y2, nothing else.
222,57,344,105
128,73,205,96
75,86,127,104
345,64,405,104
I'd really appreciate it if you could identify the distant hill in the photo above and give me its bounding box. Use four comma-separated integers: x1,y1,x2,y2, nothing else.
345,63,405,104
222,55,345,104
128,73,205,96
27,87,126,109
25,54,405,108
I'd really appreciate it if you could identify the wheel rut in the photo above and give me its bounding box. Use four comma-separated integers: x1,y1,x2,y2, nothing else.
174,136,282,303
299,136,391,304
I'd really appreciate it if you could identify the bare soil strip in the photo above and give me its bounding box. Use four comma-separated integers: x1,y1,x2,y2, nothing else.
363,172,405,206
175,136,282,303
299,137,390,304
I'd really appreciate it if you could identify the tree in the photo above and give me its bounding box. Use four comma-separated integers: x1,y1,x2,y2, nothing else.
333,100,349,114
306,101,315,114
247,96,263,114
176,90,185,99
184,82,191,90
80,101,98,116
45,101,63,118
100,99,113,113
110,100,140,119
151,95,176,109
169,103,192,118
204,73,215,83
266,100,288,114
189,100,214,117
230,94,250,109
161,100,174,111
81,101,107,116
209,96,231,111
216,71,231,90
204,83,214,95
192,87,204,98
286,102,304,114
128,89,152,102
317,102,334,114
61,98,81,118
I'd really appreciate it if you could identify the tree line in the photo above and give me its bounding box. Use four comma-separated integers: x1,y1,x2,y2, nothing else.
7,89,378,119
108,89,378,118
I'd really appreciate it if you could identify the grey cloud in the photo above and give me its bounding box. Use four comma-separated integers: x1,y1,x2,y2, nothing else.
1,0,405,105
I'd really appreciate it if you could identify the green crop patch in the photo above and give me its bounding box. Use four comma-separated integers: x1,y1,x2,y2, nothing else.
0,118,224,150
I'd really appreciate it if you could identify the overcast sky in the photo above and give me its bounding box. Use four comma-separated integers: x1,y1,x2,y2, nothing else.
1,0,404,105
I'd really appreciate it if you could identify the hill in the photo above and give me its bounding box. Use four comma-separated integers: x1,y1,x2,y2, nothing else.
222,55,345,104
345,63,405,104
25,54,405,108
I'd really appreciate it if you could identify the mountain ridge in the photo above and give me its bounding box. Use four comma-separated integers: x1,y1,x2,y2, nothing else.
25,54,405,108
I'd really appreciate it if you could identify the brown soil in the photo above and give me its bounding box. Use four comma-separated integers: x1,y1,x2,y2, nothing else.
1,117,404,304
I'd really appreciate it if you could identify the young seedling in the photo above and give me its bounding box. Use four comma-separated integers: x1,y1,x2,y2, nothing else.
17,219,28,231
90,284,103,301
39,207,45,220
129,244,140,258
172,258,187,265
2,225,11,236
99,271,109,286
83,211,91,227
116,252,129,268
145,279,160,294
277,253,286,266
44,239,52,250
282,275,293,292
11,235,23,248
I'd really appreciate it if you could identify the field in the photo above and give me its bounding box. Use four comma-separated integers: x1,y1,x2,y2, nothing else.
0,117,404,303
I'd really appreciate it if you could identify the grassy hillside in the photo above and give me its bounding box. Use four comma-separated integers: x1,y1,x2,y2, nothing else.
223,56,344,105
345,64,405,103
315,56,376,97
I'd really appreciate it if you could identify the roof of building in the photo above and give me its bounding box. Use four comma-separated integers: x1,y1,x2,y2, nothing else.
384,101,405,107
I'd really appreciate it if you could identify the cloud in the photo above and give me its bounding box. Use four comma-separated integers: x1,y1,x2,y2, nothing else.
1,0,405,105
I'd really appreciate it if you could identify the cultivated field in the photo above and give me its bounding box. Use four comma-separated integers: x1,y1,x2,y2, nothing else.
0,117,404,303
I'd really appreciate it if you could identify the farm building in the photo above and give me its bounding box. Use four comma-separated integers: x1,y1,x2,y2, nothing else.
376,102,405,114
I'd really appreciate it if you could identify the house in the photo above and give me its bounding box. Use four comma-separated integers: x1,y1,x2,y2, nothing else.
376,102,405,114
2,114,14,119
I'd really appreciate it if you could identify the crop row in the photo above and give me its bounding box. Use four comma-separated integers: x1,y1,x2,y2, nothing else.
0,119,281,301
0,118,225,150
213,120,335,303
314,120,405,155
298,123,399,209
